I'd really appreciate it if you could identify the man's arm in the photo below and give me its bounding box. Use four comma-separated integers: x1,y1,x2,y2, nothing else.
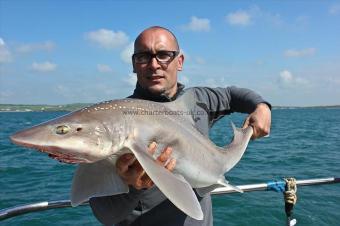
193,86,271,139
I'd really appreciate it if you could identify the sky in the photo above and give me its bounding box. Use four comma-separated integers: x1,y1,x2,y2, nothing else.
0,0,340,106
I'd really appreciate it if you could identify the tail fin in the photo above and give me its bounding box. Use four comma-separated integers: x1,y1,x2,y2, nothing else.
195,122,251,197
222,122,253,173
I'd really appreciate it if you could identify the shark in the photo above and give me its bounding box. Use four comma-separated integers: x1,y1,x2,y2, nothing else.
10,90,253,220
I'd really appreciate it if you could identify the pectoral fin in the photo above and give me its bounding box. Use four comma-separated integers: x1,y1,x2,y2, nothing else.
128,142,203,220
71,159,128,206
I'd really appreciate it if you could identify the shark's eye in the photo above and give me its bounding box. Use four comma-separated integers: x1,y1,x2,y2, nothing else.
56,125,70,135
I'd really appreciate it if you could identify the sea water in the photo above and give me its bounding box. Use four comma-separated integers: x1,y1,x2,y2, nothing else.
1,108,339,225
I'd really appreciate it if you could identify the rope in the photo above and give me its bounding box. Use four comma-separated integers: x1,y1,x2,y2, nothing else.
284,178,297,226
284,178,297,209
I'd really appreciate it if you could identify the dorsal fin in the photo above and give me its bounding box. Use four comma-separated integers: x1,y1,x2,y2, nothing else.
163,89,196,125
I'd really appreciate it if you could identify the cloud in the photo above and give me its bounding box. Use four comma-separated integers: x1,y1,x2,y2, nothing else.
179,75,189,85
226,10,252,26
85,29,129,49
326,76,340,86
295,15,309,27
329,4,340,15
120,42,134,63
183,16,211,32
284,48,316,57
279,70,293,83
0,38,12,63
204,78,219,87
225,6,285,28
16,41,55,53
97,64,113,73
31,61,57,72
0,90,14,98
124,73,137,86
180,49,205,65
278,70,309,87
194,56,206,65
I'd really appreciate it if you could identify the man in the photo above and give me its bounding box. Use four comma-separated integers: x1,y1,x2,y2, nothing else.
90,26,271,226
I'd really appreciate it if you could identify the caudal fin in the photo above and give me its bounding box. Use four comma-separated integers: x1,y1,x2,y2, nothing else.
222,122,253,173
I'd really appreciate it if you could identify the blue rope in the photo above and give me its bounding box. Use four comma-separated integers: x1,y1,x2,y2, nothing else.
267,180,286,192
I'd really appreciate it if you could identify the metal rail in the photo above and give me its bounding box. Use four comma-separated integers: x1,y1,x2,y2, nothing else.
1,177,339,221
211,177,340,194
0,200,89,221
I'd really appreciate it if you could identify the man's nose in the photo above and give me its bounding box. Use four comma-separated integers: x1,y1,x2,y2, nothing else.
149,57,161,70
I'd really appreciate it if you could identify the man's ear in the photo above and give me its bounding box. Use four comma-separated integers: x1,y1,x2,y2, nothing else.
132,58,136,73
177,54,184,71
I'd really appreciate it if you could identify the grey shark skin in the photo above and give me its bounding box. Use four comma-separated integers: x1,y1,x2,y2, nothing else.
10,90,253,220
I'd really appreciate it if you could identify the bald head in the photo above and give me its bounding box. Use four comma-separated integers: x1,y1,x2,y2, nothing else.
134,26,179,53
132,26,184,98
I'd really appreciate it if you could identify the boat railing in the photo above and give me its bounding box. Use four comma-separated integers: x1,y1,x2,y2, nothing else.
1,177,339,222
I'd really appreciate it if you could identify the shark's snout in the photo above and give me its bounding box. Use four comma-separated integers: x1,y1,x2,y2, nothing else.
10,127,50,152
10,128,89,164
10,132,19,144
10,130,35,147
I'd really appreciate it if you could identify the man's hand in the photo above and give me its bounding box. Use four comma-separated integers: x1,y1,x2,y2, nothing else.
243,103,271,139
116,142,176,190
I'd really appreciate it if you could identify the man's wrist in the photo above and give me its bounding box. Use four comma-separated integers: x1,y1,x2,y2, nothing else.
256,102,271,111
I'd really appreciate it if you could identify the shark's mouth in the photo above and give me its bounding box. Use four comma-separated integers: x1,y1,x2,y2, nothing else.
11,138,89,164
47,152,88,164
43,147,89,164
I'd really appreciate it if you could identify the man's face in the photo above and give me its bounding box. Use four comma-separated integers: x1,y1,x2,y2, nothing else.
132,29,184,97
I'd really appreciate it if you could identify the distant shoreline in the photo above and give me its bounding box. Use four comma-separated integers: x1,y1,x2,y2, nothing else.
272,105,340,109
0,104,339,112
0,103,91,112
